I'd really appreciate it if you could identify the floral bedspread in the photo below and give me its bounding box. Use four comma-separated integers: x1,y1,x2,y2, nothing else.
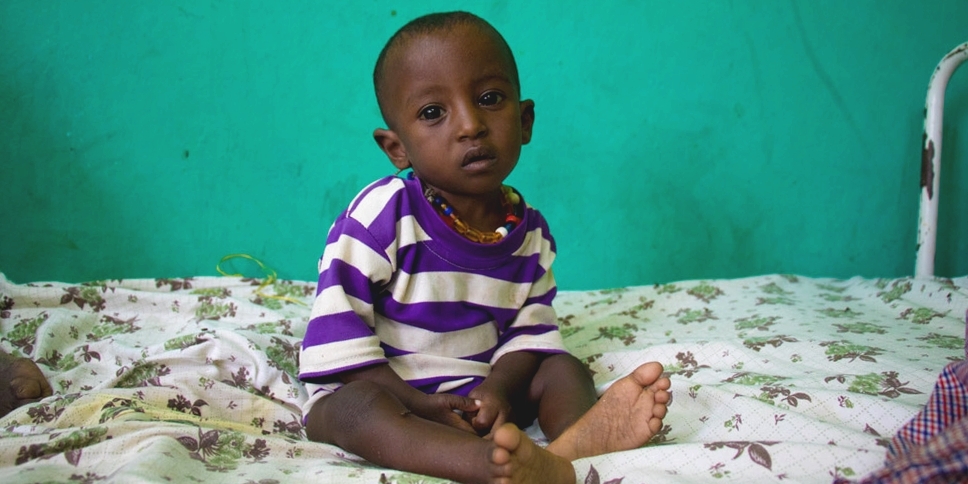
0,273,965,483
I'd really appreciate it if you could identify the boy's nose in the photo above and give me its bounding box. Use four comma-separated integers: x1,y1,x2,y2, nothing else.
455,105,487,140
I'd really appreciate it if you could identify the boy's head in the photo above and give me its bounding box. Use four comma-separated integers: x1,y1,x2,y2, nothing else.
371,12,535,200
373,12,520,125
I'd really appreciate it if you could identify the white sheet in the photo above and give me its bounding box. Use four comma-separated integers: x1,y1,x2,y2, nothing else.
1,273,965,482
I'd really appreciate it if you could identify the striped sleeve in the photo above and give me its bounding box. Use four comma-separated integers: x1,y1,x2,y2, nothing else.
298,205,397,383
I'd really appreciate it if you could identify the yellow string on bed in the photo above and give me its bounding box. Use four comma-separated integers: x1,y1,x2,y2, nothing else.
216,254,307,306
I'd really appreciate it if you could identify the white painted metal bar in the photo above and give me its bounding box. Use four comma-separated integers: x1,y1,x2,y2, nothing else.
915,42,968,279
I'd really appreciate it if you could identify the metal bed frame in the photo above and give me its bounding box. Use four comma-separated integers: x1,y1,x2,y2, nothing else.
916,41,968,278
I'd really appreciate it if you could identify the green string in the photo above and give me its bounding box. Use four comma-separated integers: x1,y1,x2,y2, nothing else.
216,254,307,306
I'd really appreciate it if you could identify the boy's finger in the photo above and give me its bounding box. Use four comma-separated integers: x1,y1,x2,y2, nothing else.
444,412,477,433
449,395,480,412
473,405,497,430
490,412,507,434
478,409,508,437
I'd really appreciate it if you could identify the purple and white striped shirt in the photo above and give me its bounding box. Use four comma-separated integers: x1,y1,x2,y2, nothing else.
298,175,567,399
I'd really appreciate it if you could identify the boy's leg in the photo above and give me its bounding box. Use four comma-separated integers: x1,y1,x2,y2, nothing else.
527,356,671,461
519,353,598,439
305,380,575,484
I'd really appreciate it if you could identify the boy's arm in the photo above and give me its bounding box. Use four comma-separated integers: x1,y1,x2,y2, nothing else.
339,363,479,433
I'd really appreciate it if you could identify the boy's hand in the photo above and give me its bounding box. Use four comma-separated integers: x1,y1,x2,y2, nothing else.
0,353,53,418
339,363,480,433
464,351,544,437
408,393,480,434
466,384,513,437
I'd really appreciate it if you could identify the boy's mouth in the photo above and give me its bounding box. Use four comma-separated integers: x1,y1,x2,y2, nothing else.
461,147,496,169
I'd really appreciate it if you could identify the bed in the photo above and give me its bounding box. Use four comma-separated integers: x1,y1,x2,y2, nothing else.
1,43,965,484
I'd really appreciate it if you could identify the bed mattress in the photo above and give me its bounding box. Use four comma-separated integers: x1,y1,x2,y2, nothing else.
0,273,965,483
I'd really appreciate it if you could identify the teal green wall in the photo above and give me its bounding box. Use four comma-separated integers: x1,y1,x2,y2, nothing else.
2,1,967,290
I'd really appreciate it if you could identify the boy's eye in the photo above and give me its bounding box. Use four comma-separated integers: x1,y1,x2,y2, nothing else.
479,91,505,106
418,105,444,120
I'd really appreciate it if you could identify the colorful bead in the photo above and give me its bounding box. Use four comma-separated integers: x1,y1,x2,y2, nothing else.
502,186,521,205
422,183,522,244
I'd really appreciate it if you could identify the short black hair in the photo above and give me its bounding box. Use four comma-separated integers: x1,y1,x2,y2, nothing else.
372,11,521,125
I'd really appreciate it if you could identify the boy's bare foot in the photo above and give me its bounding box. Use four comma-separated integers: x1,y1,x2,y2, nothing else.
0,353,53,418
546,362,670,461
489,423,575,484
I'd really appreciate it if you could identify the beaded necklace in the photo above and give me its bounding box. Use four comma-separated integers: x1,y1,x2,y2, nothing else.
422,183,523,244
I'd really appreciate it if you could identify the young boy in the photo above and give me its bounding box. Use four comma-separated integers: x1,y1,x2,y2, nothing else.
298,11,671,484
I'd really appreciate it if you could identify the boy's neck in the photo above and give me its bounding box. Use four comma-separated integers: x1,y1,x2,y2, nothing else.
423,182,508,233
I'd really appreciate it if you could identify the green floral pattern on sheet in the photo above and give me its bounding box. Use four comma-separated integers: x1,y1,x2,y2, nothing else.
554,275,965,482
0,273,965,483
176,427,270,471
918,333,963,350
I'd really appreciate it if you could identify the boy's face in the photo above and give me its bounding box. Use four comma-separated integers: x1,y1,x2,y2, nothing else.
374,23,535,200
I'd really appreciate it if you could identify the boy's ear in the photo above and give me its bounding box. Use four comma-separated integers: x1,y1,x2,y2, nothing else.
373,128,410,170
519,100,535,145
